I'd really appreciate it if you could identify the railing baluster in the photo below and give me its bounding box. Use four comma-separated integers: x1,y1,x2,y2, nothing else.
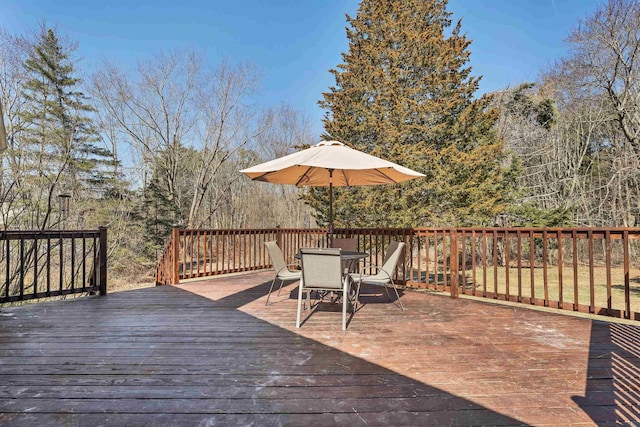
98,227,108,296
434,231,439,289
59,234,64,294
529,230,535,304
471,230,476,296
442,230,448,289
505,230,510,301
422,230,427,288
450,230,459,299
573,230,579,311
624,230,630,319
197,230,201,277
71,236,76,292
605,230,612,315
542,229,548,306
222,230,227,273
492,230,498,299
204,230,208,276
482,230,487,297
47,238,51,295
182,231,187,279
5,237,10,300
33,238,38,298
19,236,24,299
461,230,467,294
82,233,86,291
557,231,563,309
517,230,522,303
92,236,97,292
588,229,595,313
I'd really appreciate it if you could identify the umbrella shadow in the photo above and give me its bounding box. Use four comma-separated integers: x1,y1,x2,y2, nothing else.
0,271,535,425
180,277,523,424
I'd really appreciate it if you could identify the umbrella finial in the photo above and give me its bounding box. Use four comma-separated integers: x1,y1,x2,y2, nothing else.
316,140,344,147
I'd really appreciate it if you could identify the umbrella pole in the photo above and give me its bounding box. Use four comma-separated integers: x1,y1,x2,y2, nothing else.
328,169,334,245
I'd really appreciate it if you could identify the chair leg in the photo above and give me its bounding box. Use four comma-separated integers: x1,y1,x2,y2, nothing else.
342,278,348,330
296,281,304,328
390,282,404,311
276,278,285,296
265,277,278,306
353,280,362,310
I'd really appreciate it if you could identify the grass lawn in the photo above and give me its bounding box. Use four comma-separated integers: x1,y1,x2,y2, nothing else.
458,264,640,314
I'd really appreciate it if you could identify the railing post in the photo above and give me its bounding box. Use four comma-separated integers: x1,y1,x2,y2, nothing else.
450,230,459,299
98,226,108,296
172,227,180,285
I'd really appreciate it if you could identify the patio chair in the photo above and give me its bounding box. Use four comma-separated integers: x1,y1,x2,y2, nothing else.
330,238,357,251
351,241,405,311
296,248,353,330
330,237,358,274
264,241,301,305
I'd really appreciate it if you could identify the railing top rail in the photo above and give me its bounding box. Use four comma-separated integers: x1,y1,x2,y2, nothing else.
413,227,640,233
0,230,101,240
178,227,422,234
178,228,329,234
178,226,640,235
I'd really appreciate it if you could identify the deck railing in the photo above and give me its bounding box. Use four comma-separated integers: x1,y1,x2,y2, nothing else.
0,227,108,304
156,226,640,321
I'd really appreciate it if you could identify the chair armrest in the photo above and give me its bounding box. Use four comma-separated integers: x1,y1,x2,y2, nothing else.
351,259,371,268
277,263,301,275
357,260,381,275
353,263,392,282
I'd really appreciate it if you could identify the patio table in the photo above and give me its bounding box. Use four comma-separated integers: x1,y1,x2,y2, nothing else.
295,250,368,271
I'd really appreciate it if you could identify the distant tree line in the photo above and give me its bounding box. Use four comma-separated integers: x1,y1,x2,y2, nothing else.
0,0,637,285
0,26,316,284
496,0,640,227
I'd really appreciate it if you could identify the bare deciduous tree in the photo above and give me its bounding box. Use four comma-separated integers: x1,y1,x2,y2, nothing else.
561,0,640,153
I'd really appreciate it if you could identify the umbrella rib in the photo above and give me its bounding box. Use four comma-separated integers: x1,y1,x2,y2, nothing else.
376,167,399,183
339,169,349,186
252,172,273,181
294,166,313,187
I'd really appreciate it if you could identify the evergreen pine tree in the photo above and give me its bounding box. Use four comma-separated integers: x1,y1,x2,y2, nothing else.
19,26,115,228
317,0,514,227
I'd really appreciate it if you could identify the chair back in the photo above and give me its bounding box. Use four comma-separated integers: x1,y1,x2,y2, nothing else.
265,241,287,273
330,238,357,252
300,248,343,289
381,241,405,280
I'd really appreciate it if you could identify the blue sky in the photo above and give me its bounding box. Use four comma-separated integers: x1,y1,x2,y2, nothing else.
1,0,602,139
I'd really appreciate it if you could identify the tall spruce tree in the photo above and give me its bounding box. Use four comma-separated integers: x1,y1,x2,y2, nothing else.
317,0,513,227
19,27,115,228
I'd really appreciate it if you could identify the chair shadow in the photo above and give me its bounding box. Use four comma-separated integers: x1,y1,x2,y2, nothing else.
287,282,404,311
572,321,640,425
286,286,357,328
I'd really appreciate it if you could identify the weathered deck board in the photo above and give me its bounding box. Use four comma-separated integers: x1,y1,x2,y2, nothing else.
0,270,638,426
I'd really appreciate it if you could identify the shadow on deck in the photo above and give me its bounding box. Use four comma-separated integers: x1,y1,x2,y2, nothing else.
0,271,637,425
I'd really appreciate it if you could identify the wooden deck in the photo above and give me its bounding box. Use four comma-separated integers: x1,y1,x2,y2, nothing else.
0,271,638,426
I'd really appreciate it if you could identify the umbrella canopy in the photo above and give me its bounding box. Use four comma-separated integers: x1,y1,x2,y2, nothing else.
240,140,425,234
241,140,423,187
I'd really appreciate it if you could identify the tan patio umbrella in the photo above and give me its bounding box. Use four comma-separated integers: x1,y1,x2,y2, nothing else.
240,140,425,236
